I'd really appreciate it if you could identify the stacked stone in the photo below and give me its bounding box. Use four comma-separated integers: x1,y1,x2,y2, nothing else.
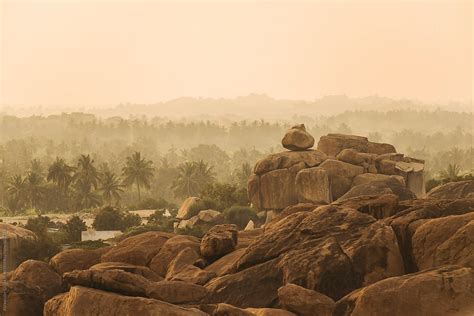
248,125,425,211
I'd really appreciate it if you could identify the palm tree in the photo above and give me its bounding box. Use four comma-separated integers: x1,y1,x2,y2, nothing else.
171,160,215,198
47,157,75,193
73,154,100,191
25,172,45,210
74,181,102,209
6,174,27,210
122,152,155,203
235,162,252,188
99,171,124,206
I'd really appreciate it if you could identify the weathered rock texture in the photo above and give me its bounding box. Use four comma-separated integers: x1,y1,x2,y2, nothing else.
249,132,425,211
281,124,315,151
0,223,36,270
278,283,335,316
426,180,474,199
50,247,108,275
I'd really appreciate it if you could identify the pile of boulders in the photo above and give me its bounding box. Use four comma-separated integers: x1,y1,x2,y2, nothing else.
174,197,225,231
248,125,425,214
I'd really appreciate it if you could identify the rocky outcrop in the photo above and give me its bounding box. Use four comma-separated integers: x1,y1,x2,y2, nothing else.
44,286,207,316
166,247,216,285
149,235,201,277
200,224,238,258
249,131,424,211
233,205,404,301
411,213,474,270
334,266,474,316
10,260,63,301
281,124,315,151
426,180,474,199
101,231,174,266
50,247,109,275
278,283,335,316
337,178,416,202
334,194,399,219
205,248,247,277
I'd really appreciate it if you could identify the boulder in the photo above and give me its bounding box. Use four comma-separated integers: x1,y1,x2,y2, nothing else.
234,205,404,300
50,247,108,275
333,194,399,219
253,150,327,175
278,283,335,316
200,224,238,258
0,280,44,316
352,173,405,187
386,198,474,272
205,248,247,277
166,247,216,285
426,180,474,199
10,259,63,300
44,286,207,316
177,196,202,220
334,266,474,316
295,167,332,203
318,159,364,200
205,259,283,308
258,168,299,210
412,213,474,270
337,178,416,202
281,124,315,151
176,215,199,230
63,269,151,297
367,141,396,155
101,231,174,266
317,134,369,157
145,280,208,304
149,234,201,276
198,209,225,224
336,148,377,169
214,303,254,316
90,262,162,281
246,308,297,316
0,223,36,270
237,229,264,249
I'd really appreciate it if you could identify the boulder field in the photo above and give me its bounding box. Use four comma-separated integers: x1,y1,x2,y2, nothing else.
4,128,474,316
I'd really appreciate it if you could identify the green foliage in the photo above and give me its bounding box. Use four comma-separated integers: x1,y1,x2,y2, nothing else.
171,160,215,198
69,240,109,249
63,215,87,242
92,206,142,231
200,182,249,211
17,236,61,262
25,215,52,237
176,226,206,238
122,152,155,203
224,206,257,230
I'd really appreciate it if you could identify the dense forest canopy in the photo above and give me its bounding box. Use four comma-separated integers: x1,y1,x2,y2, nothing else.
0,97,472,213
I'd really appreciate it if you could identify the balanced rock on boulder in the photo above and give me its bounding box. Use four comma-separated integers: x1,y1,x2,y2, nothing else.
282,124,315,151
200,224,238,258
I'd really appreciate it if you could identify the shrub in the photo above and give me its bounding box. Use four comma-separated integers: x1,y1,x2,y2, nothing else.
25,215,52,237
63,216,87,243
176,226,205,238
200,183,249,210
17,236,61,263
187,198,217,218
69,240,109,249
92,206,142,232
224,206,257,230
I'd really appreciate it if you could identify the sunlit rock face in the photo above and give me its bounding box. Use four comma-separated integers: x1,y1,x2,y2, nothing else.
248,130,426,211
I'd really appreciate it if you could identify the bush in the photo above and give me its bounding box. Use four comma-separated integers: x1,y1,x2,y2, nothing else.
200,183,249,210
69,240,109,249
224,206,257,230
63,216,87,243
17,236,61,263
121,222,174,240
25,215,52,237
92,206,142,232
176,226,206,238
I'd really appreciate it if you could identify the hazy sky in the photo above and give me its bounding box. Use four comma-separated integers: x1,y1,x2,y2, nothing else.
0,0,472,107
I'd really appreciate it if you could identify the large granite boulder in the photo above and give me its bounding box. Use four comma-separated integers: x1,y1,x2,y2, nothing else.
385,198,474,272
44,286,207,316
205,248,247,277
101,231,174,266
0,280,44,316
200,224,238,259
10,259,63,300
232,205,404,301
63,269,151,297
337,178,416,202
50,247,109,275
318,159,364,200
177,196,202,220
278,283,335,316
317,134,369,157
205,259,283,308
352,173,405,187
333,194,400,219
334,266,474,316
166,247,216,285
145,280,208,304
295,167,332,203
281,124,315,151
90,262,162,281
149,235,201,277
412,212,474,270
426,180,474,199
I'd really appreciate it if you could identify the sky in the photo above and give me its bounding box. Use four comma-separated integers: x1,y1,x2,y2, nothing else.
0,0,472,107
